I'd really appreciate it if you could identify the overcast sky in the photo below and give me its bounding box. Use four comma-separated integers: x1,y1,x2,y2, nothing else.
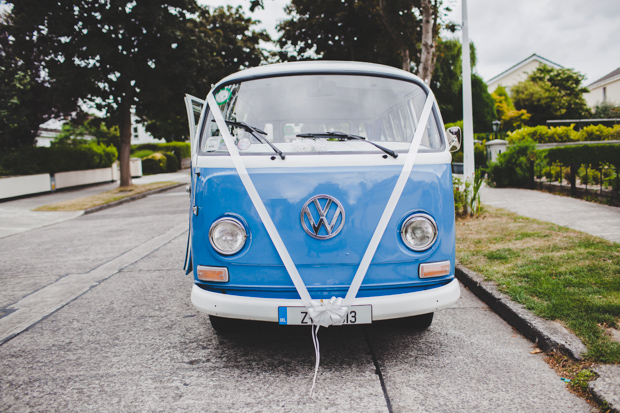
206,0,620,85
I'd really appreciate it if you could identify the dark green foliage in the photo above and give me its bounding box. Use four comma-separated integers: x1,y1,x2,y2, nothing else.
0,11,77,151
163,152,179,172
486,140,537,188
543,144,620,169
511,66,590,126
592,101,620,119
141,153,167,175
432,40,496,132
141,158,164,175
0,143,117,176
432,39,467,123
144,6,268,141
277,0,407,67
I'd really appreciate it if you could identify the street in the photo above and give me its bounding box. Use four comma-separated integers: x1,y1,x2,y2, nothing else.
0,186,592,412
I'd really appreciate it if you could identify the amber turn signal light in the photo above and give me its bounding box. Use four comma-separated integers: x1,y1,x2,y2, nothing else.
197,266,229,282
419,261,451,278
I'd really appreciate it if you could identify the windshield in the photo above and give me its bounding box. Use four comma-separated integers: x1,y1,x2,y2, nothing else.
200,74,444,156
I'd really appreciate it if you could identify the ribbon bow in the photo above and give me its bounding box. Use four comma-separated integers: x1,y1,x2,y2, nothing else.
307,297,348,327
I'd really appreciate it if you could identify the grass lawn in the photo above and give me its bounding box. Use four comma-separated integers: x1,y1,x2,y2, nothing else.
34,182,180,212
456,206,620,364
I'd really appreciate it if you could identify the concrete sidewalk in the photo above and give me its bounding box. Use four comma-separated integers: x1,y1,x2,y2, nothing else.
0,170,190,239
480,185,620,244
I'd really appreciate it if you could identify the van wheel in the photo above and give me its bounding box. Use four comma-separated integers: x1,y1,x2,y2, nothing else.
406,313,434,330
209,315,239,333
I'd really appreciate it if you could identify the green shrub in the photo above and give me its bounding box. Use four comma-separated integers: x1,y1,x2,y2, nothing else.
131,142,190,167
507,125,550,144
141,152,167,175
0,142,117,176
486,140,537,188
577,124,612,141
163,152,179,172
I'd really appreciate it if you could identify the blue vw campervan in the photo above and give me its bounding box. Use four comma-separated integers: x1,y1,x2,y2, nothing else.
184,61,461,331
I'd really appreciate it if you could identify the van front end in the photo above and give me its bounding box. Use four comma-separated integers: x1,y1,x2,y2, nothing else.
189,160,460,325
184,61,461,329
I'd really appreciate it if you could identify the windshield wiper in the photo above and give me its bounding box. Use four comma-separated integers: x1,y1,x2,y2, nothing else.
296,131,398,158
224,120,285,160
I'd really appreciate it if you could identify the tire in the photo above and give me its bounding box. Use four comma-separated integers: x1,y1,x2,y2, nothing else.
209,315,240,333
405,312,434,330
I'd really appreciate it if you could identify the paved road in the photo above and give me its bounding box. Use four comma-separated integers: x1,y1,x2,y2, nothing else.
480,185,620,244
0,186,592,412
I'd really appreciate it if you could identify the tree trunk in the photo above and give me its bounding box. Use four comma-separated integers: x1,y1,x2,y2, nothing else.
119,82,133,188
401,48,410,72
418,0,435,84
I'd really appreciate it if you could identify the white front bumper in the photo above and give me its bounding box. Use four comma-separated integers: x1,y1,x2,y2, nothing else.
191,278,460,322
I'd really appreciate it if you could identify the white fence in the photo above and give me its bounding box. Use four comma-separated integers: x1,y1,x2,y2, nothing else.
1,159,143,201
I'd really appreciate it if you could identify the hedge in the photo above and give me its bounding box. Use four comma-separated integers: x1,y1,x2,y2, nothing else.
0,142,118,176
486,142,620,190
507,124,620,144
543,144,620,168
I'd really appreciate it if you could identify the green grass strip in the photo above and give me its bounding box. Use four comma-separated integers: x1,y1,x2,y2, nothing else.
456,206,620,363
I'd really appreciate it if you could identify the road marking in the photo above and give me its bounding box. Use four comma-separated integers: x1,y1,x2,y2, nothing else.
0,223,188,344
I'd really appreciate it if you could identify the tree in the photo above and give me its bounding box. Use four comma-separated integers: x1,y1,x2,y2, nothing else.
277,0,401,67
277,0,454,82
53,113,120,150
431,39,496,132
511,66,590,126
0,10,77,151
492,86,530,131
143,6,268,142
7,1,266,187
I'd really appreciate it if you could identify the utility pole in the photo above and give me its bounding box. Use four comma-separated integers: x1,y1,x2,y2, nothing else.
461,0,475,195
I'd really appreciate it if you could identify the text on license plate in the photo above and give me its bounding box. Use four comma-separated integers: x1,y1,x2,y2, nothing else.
278,305,372,325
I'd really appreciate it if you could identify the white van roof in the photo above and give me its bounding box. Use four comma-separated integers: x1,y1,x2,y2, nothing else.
214,61,428,90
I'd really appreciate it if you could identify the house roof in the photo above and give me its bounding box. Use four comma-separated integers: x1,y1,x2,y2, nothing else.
587,67,620,89
486,53,563,84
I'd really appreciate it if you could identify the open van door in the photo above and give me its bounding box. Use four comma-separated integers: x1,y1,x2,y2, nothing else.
184,94,205,158
183,94,205,274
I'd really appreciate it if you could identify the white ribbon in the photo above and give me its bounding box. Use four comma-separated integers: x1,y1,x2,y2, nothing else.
206,89,436,321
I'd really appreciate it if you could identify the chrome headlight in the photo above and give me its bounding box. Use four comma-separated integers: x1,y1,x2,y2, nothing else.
401,213,438,251
209,217,247,255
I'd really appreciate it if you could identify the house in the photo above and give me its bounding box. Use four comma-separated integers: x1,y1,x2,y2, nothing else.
35,119,95,147
35,112,164,147
130,113,165,145
583,67,620,107
486,53,563,94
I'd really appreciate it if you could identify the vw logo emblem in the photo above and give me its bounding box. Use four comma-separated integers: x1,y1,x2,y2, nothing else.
300,195,345,240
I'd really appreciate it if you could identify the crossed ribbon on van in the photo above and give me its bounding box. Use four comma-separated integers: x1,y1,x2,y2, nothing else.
206,89,437,327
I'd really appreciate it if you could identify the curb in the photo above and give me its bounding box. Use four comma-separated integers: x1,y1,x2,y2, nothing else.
84,182,186,215
455,264,587,359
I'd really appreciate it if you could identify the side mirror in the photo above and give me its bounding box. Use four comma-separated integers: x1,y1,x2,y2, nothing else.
447,127,461,153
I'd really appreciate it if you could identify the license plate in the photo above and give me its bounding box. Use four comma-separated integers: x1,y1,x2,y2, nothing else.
278,305,372,325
